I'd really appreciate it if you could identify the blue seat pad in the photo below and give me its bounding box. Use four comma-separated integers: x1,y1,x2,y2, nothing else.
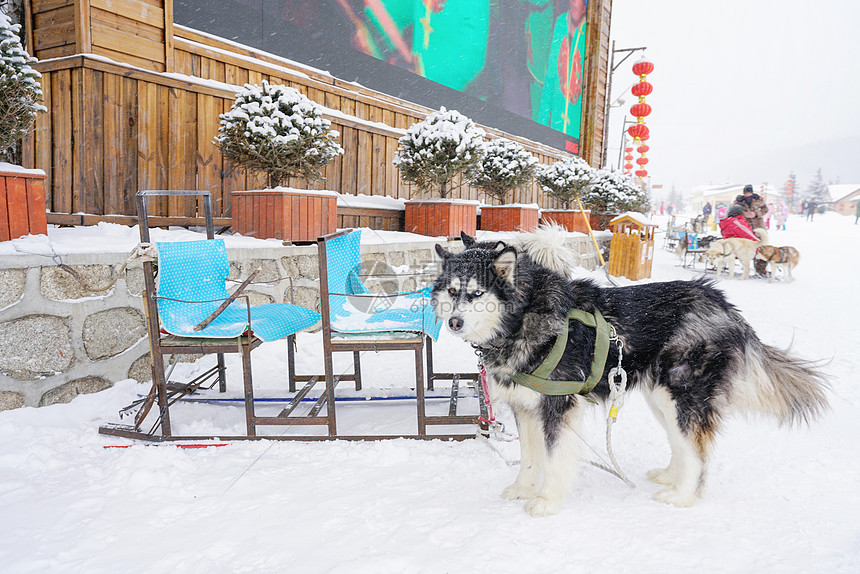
156,239,320,341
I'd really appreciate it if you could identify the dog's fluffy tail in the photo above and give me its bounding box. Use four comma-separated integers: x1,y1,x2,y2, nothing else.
518,223,579,277
737,343,829,426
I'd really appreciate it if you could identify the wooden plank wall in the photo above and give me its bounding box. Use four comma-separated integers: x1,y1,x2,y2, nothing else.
23,1,614,222
31,0,76,60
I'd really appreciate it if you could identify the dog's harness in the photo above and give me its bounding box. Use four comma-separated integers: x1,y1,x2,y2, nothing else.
759,246,792,264
718,242,735,257
511,308,612,396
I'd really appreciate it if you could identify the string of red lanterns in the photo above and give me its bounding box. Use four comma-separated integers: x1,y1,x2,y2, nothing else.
628,58,654,180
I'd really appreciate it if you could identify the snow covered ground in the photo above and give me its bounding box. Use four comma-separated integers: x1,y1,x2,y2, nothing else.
1,213,858,573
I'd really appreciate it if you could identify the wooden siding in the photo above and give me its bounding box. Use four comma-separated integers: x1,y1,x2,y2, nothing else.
23,1,613,224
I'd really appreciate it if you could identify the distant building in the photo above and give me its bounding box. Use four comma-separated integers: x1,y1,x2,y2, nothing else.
827,185,860,216
689,183,778,219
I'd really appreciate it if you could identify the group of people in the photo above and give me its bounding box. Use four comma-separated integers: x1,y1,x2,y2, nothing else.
714,185,770,243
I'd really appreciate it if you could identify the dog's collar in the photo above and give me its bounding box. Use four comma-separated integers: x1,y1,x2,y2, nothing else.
511,308,612,396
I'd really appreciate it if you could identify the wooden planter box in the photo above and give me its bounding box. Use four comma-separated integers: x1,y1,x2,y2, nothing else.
231,189,337,242
541,209,591,233
405,200,477,238
1,166,48,241
479,205,540,232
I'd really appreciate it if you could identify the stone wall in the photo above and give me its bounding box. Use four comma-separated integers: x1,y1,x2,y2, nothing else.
0,234,607,411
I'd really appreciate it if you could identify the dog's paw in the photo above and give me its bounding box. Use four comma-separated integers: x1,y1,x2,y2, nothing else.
524,496,562,517
646,467,676,486
654,488,697,508
501,482,540,501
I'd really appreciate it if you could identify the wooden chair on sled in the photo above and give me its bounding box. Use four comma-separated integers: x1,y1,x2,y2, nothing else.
314,229,488,440
99,190,321,442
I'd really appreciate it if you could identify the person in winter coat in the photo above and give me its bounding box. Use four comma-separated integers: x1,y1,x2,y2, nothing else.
774,201,788,230
703,201,713,218
733,184,768,230
805,200,818,221
719,205,760,241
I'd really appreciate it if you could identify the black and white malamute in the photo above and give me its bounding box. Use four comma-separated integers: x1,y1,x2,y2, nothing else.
432,229,828,517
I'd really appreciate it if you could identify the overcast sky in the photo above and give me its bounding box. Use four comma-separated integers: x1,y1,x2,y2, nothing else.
605,0,860,200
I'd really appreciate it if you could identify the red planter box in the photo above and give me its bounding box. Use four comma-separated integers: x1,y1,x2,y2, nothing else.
405,200,477,238
0,167,48,241
480,205,540,232
541,209,591,233
232,189,337,242
589,212,620,231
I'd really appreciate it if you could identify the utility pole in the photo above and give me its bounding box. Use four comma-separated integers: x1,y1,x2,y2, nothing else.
600,42,647,169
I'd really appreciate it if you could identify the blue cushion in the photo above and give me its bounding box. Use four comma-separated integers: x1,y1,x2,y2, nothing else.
156,240,320,341
324,230,442,340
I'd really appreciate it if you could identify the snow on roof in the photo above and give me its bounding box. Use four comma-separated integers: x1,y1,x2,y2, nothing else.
827,184,860,202
610,211,657,227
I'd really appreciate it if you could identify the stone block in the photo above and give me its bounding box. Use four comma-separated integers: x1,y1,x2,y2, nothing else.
39,376,112,406
281,254,319,280
82,308,146,360
386,251,406,267
244,291,274,306
124,267,145,297
0,269,25,310
247,259,281,283
41,264,115,300
0,315,72,379
128,353,152,383
285,286,320,313
0,390,24,411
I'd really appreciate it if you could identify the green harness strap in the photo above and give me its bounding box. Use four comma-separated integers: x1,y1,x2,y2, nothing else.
511,308,611,396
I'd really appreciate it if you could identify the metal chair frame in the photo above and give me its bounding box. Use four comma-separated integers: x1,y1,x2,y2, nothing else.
100,190,324,442
315,230,488,440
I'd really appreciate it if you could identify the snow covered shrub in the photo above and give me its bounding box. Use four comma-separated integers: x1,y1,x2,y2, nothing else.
0,11,46,160
580,169,651,214
535,156,595,209
215,80,344,187
471,138,538,204
393,107,485,198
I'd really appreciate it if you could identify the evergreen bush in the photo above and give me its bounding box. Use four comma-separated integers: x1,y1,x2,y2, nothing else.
214,80,343,188
471,138,538,204
535,156,595,209
581,169,651,213
0,11,46,161
393,107,485,198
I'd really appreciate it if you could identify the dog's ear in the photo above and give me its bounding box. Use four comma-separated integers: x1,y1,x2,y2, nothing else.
460,232,476,248
492,241,507,251
435,243,452,260
493,247,517,283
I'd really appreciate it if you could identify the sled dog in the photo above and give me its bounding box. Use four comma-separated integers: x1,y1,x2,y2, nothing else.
704,237,759,279
755,245,800,282
432,230,828,516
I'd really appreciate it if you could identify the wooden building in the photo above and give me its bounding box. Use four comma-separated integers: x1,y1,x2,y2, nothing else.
18,0,615,229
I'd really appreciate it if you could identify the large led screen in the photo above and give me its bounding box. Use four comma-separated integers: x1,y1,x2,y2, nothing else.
174,1,588,153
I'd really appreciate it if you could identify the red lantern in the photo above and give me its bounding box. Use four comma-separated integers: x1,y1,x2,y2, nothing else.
635,169,648,178
637,145,649,154
630,103,652,118
636,157,649,166
624,163,633,170
624,147,633,152
640,133,650,141
627,124,649,139
632,60,654,76
631,81,653,97
624,154,634,161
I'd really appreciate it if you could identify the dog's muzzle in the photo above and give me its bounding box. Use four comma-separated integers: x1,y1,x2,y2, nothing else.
448,316,464,332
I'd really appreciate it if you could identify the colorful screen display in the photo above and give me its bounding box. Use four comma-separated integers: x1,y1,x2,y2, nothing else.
174,1,587,152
